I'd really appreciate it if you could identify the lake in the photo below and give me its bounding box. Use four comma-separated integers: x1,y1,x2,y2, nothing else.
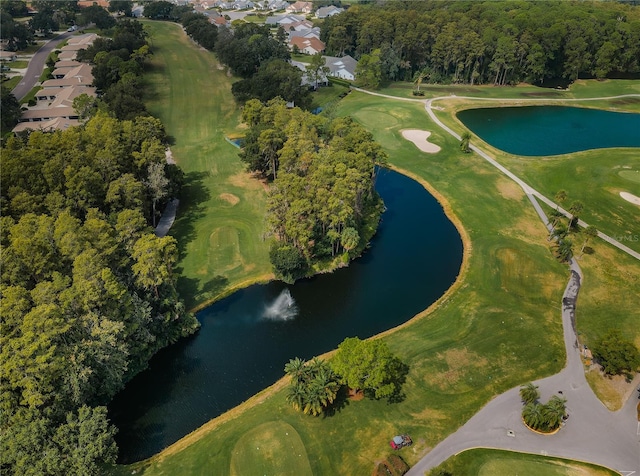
109,168,464,463
457,106,640,156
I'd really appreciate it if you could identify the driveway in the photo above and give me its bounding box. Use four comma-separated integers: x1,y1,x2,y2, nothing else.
11,30,75,101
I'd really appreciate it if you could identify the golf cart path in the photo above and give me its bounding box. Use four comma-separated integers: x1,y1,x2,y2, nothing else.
350,87,640,473
352,88,640,261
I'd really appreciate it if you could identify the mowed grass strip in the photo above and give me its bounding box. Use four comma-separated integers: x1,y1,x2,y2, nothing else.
141,20,272,309
432,448,618,476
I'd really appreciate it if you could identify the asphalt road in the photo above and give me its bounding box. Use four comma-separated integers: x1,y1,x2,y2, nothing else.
11,30,74,101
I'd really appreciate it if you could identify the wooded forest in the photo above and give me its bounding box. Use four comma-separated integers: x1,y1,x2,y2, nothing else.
321,0,640,86
240,99,386,281
0,114,198,475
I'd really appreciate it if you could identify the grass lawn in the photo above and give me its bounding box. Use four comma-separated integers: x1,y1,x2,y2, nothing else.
1,76,21,90
115,22,640,475
430,448,618,476
20,86,41,105
141,20,273,310
229,421,312,476
242,14,267,23
5,60,28,69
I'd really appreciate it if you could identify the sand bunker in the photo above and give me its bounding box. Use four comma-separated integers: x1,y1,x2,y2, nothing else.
620,192,640,206
402,129,441,154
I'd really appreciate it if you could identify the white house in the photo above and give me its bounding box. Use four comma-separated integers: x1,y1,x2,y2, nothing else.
323,55,358,81
315,5,343,19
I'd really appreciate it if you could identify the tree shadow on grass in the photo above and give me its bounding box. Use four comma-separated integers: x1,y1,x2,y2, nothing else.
323,386,351,418
385,359,410,404
177,273,229,310
171,171,211,258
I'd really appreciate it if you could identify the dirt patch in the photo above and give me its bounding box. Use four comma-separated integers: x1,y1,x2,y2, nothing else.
219,193,240,205
227,171,264,191
495,177,525,201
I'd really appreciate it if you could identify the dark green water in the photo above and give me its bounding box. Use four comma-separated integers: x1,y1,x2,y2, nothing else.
109,169,463,463
457,106,640,156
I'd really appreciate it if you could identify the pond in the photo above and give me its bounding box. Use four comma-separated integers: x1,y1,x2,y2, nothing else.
109,168,464,463
457,106,640,156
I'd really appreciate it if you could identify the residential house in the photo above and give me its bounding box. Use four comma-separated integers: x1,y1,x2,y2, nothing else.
265,14,305,26
323,55,357,81
12,117,80,133
291,60,328,88
315,5,343,19
233,0,254,9
286,1,312,14
287,20,314,31
269,0,290,10
0,51,18,62
288,26,320,39
66,33,98,47
289,36,325,55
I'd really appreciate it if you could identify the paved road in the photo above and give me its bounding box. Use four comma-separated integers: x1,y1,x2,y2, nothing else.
11,31,75,101
155,199,179,238
350,87,640,474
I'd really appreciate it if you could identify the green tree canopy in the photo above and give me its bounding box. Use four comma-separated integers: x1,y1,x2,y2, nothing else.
593,329,640,376
331,337,406,400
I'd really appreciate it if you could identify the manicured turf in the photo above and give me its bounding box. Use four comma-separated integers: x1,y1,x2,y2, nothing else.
2,76,21,90
142,20,273,309
431,95,640,254
117,22,640,476
229,421,312,476
431,448,617,476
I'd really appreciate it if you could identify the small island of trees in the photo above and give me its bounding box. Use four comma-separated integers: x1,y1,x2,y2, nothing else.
240,98,388,282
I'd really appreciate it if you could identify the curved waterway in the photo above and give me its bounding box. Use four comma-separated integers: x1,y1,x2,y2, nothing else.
109,169,463,463
457,106,640,156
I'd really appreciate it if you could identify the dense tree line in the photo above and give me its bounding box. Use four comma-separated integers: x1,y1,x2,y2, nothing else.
321,0,640,85
214,23,312,106
76,19,151,120
143,2,219,52
0,114,198,474
240,98,386,280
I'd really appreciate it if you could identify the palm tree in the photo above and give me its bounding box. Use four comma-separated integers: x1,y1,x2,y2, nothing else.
522,402,545,431
548,208,564,232
413,67,430,92
286,383,306,412
568,200,584,229
285,357,308,385
554,189,567,208
549,223,568,242
555,238,574,262
542,396,567,430
579,225,598,257
519,382,540,405
302,384,325,416
460,132,471,153
314,367,339,407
